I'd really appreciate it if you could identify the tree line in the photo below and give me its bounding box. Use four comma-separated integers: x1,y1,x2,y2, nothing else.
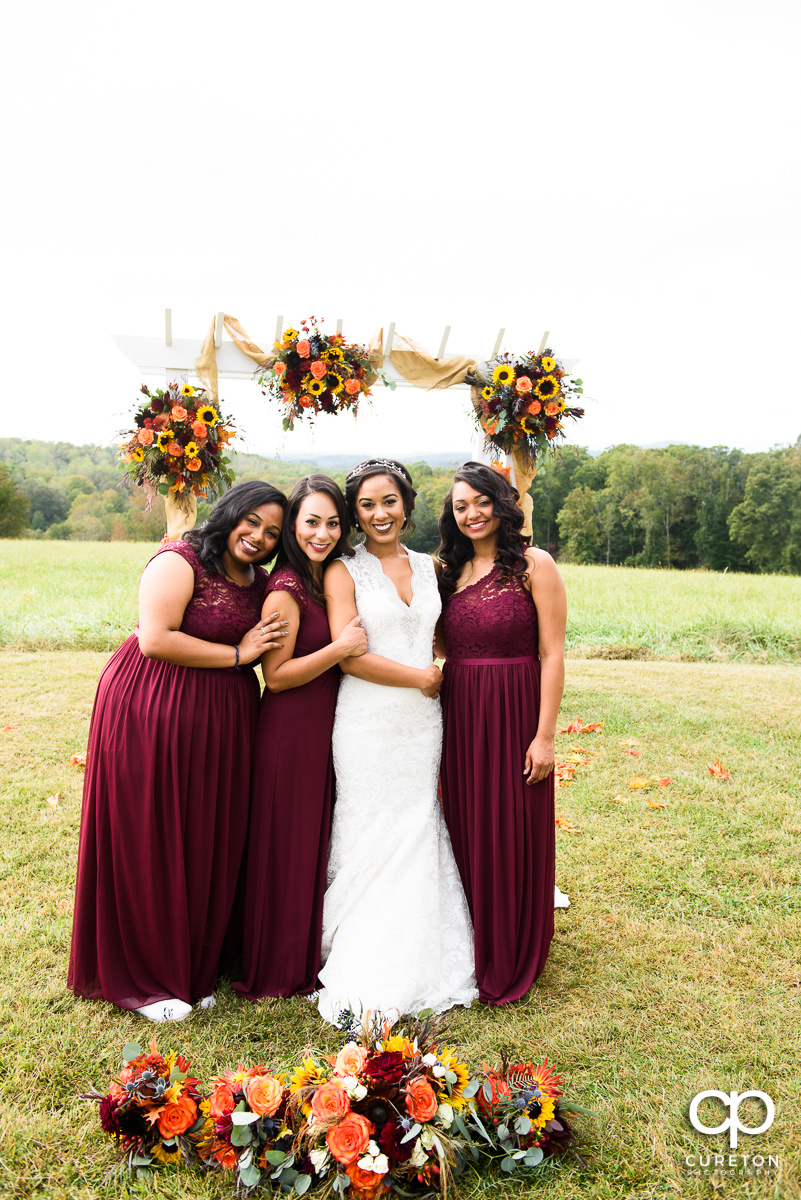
1,437,799,574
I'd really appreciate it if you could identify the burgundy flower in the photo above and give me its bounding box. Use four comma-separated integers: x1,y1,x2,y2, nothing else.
150,397,164,414
98,1095,122,1134
377,1118,413,1165
362,1052,405,1085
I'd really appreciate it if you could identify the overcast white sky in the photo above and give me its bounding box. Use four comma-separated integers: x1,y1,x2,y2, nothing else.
2,0,798,462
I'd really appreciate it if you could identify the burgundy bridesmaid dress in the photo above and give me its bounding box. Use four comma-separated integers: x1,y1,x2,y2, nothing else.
440,564,555,1005
68,540,267,1010
233,566,339,999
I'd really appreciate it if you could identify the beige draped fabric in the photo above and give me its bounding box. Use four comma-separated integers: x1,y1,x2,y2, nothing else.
389,334,477,391
195,314,273,402
164,492,197,541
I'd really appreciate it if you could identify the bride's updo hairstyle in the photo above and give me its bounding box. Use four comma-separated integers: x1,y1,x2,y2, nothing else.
437,461,528,604
344,458,418,538
276,474,352,606
182,480,287,575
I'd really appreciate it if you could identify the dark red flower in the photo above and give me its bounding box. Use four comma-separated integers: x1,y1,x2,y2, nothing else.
377,1118,413,1164
98,1095,123,1134
362,1052,404,1084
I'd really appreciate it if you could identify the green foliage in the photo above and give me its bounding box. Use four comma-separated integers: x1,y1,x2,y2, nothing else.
729,443,801,574
0,462,30,537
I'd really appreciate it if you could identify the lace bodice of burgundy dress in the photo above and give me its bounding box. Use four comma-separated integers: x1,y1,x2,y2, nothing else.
442,564,538,659
151,541,269,644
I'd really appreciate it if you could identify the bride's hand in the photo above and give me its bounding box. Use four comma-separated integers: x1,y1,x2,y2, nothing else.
237,613,288,665
419,664,443,698
336,615,368,659
524,734,555,785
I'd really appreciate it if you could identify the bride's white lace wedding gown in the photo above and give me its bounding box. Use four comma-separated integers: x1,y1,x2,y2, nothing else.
316,543,478,1025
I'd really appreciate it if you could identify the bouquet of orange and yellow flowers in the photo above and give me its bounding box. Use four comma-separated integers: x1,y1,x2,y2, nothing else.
118,382,237,502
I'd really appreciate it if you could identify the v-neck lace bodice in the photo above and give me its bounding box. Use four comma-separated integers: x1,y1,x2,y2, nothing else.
339,543,440,668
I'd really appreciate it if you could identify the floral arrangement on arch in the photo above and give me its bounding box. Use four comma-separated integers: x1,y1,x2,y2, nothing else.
259,317,394,432
83,1016,584,1196
118,382,237,501
467,349,585,467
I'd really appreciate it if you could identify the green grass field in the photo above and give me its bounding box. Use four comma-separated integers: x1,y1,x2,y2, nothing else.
2,542,801,661
0,546,799,1198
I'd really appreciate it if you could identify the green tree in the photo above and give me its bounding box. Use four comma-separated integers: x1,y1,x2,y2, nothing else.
728,444,801,573
557,486,600,563
0,463,30,537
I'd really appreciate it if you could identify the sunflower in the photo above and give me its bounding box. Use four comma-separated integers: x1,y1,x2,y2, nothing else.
180,384,195,398
540,356,556,374
481,386,493,400
328,372,345,395
290,1057,328,1115
535,376,560,402
519,416,541,435
129,447,144,462
437,1047,471,1108
151,1139,183,1165
282,326,299,343
305,378,326,397
155,430,171,452
528,1094,556,1130
321,346,345,362
195,404,219,426
492,364,516,387
383,1035,415,1058
184,441,199,459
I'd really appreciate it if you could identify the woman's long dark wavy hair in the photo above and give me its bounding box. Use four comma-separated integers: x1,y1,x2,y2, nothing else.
437,461,529,604
273,474,352,606
182,480,287,575
344,458,417,538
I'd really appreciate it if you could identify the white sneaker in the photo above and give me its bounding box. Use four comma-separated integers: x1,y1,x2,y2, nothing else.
198,994,216,1010
135,999,193,1022
554,884,571,909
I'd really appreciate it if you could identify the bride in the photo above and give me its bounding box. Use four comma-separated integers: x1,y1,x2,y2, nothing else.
317,458,477,1024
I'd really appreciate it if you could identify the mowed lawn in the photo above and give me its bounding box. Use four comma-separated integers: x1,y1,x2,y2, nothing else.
0,545,800,1198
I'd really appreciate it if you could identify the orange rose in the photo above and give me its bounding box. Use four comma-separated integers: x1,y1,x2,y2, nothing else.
245,1072,284,1117
297,338,311,357
311,1080,351,1121
310,360,327,380
212,1141,238,1168
404,1077,438,1122
515,375,533,394
137,428,154,445
299,395,313,408
192,421,208,440
274,360,285,376
547,427,559,439
157,1095,197,1138
545,401,560,416
526,399,542,416
171,405,189,421
185,457,201,472
209,1083,236,1118
346,1162,389,1199
344,378,361,395
167,442,183,456
334,1043,368,1076
326,1113,373,1165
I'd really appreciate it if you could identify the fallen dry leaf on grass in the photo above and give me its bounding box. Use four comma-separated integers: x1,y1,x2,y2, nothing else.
568,744,598,755
558,719,604,735
46,792,60,807
656,777,672,788
622,748,642,757
619,738,641,747
555,814,581,832
70,752,87,767
628,776,652,789
3,725,18,733
646,796,667,809
610,794,630,805
707,758,732,781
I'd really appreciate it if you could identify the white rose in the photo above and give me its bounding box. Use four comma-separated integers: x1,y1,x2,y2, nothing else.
357,1155,375,1172
437,1103,454,1128
421,1053,437,1066
432,1064,446,1078
421,1126,436,1150
353,1084,367,1101
367,1141,380,1157
309,1146,330,1176
373,1154,389,1174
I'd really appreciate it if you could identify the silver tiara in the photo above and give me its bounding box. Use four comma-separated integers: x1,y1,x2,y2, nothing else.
346,459,408,482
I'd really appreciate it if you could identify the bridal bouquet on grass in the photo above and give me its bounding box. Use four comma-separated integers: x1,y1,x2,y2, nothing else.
83,1014,585,1196
118,382,237,502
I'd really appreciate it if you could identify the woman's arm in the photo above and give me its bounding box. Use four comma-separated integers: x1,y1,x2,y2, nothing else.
522,547,567,784
325,561,443,695
137,552,285,668
261,588,367,694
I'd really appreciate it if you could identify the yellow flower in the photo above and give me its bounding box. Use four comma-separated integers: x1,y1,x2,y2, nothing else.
540,356,556,373
383,1035,415,1058
290,1057,328,1115
534,376,560,401
438,1047,471,1109
151,1140,183,1165
493,364,516,386
519,415,540,435
529,1095,556,1130
180,384,195,398
155,431,171,452
129,448,144,462
195,404,219,426
481,386,493,400
322,346,344,362
305,378,325,396
328,372,345,395
184,441,199,459
282,327,299,343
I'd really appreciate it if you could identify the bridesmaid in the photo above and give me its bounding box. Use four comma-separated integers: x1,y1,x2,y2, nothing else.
233,475,367,1000
437,462,567,1005
68,481,287,1021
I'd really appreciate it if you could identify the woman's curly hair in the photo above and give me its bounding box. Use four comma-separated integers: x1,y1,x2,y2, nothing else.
437,461,529,604
182,480,287,575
